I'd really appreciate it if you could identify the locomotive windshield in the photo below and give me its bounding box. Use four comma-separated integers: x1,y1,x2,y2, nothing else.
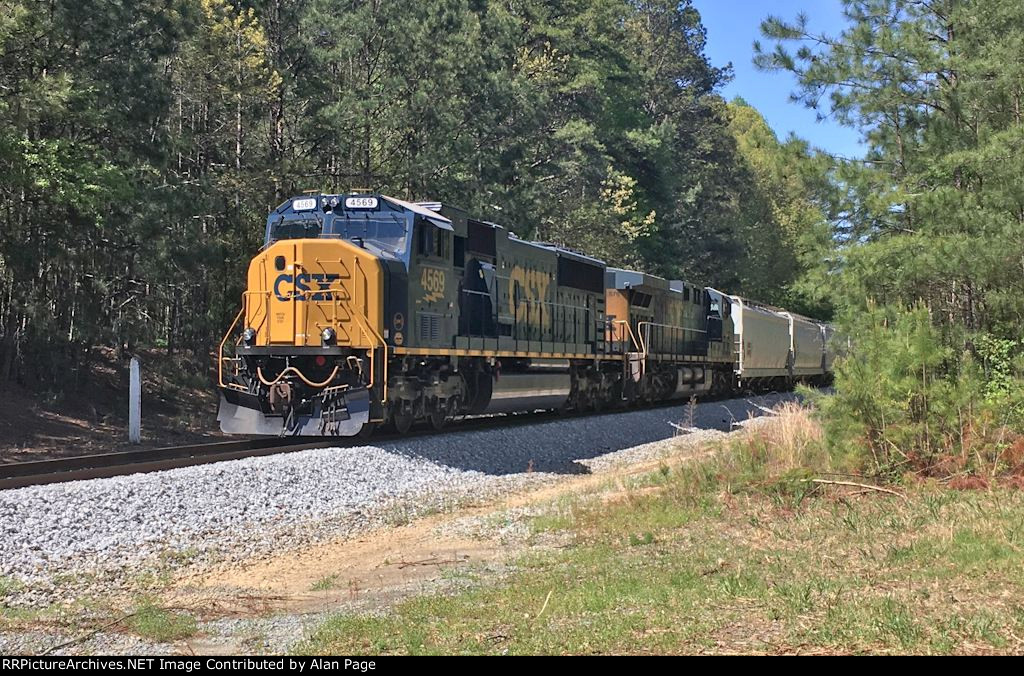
326,212,409,256
265,209,409,257
267,215,323,243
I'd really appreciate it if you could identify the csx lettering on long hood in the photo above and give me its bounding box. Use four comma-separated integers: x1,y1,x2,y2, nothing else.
273,273,342,301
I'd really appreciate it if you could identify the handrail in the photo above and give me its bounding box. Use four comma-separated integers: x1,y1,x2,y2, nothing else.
257,365,341,388
508,292,595,345
637,320,708,335
611,319,643,356
345,299,389,408
218,308,248,392
637,320,707,358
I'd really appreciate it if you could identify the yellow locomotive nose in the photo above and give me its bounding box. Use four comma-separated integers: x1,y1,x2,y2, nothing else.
244,238,384,349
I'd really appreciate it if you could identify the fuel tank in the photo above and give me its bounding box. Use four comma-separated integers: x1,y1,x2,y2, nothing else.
670,366,710,399
481,360,572,414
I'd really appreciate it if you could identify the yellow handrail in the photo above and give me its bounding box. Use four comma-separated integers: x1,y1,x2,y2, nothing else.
612,319,643,356
343,297,389,409
257,365,341,388
637,321,705,357
218,308,247,392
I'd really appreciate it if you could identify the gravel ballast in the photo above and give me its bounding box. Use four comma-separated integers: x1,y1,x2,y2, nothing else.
0,393,795,601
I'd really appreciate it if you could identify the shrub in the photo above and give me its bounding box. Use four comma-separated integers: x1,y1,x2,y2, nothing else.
822,303,1024,482
666,402,829,507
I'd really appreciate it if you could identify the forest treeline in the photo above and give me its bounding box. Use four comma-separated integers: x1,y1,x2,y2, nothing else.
760,0,1024,477
0,0,828,389
2,0,1021,478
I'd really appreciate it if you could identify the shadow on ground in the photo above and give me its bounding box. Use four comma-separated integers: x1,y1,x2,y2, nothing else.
373,392,798,476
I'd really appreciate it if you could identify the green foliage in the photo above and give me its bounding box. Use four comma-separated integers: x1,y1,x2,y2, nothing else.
128,600,198,642
0,575,23,601
726,99,835,314
824,304,1023,480
758,0,1024,477
0,0,826,394
310,575,340,592
974,335,1024,405
824,305,971,477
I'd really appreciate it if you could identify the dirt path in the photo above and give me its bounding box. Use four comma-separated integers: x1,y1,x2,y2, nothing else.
166,433,722,637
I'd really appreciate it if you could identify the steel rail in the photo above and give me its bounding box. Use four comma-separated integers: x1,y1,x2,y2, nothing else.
0,438,339,491
0,385,803,492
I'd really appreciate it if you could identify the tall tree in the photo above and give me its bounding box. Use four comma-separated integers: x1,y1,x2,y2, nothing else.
727,99,833,314
757,0,1024,472
154,0,282,352
0,1,189,385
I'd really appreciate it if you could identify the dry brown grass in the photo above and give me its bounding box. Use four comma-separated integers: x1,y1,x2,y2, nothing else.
680,402,835,508
737,402,827,476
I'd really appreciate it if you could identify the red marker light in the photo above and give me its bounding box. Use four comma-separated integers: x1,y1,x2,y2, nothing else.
315,355,327,367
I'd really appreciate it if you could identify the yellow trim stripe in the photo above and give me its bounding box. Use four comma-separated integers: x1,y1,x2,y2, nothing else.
393,347,606,360
392,347,734,364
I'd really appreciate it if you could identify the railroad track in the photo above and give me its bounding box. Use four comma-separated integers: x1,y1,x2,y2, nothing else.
0,390,773,492
0,407,572,491
0,438,345,491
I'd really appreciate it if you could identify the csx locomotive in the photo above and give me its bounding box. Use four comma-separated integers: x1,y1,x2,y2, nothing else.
217,193,833,436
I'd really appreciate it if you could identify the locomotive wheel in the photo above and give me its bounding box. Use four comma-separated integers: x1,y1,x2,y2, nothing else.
428,407,447,431
430,396,459,431
358,422,378,439
393,409,415,435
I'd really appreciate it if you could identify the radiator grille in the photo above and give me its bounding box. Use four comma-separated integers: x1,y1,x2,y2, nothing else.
418,313,440,342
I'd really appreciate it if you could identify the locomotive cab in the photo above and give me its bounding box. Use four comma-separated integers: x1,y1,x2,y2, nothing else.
218,193,447,436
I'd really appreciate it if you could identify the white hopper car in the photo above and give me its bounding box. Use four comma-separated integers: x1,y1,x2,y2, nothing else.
725,294,835,389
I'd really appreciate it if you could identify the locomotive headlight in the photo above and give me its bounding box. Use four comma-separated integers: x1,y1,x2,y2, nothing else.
242,327,257,345
321,327,336,346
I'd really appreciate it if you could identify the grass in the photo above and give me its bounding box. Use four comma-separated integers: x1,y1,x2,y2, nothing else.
0,605,44,632
0,575,23,601
297,404,1024,655
311,575,341,591
127,600,198,643
0,586,199,644
0,576,38,632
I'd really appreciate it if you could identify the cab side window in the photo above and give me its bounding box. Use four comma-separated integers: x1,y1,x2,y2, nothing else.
418,223,449,260
418,224,435,256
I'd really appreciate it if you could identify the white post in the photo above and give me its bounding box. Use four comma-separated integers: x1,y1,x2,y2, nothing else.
129,357,141,444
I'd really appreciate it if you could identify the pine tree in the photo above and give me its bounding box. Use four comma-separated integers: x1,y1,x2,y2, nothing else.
757,0,1024,472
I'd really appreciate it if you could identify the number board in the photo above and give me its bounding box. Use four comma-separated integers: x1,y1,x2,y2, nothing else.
345,196,379,209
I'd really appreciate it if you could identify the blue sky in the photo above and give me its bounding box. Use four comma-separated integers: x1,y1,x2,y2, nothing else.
692,0,865,158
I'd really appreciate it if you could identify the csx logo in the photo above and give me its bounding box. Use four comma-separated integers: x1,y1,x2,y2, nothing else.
273,273,341,302
510,265,551,328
